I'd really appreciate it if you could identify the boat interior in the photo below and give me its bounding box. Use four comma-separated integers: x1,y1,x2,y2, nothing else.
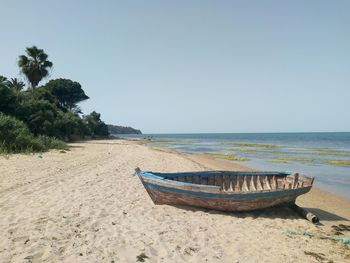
157,171,314,192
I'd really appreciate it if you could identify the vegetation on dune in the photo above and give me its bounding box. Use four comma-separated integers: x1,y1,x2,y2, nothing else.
0,45,111,153
0,114,66,153
324,160,350,166
35,135,67,150
85,111,109,138
0,114,44,153
210,153,249,161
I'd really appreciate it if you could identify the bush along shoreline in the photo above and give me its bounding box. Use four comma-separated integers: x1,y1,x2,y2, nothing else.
0,46,112,153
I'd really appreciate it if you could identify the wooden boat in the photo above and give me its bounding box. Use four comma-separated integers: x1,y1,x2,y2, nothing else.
134,168,314,212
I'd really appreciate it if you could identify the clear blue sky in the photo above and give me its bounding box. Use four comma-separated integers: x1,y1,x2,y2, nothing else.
1,1,349,133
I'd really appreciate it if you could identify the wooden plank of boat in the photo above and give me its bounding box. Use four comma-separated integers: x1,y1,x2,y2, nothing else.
134,168,315,219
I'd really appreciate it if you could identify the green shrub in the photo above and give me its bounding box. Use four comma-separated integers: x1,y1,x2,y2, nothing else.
0,114,67,153
18,97,59,136
36,135,67,150
0,82,19,116
84,111,109,137
53,111,91,140
0,114,44,153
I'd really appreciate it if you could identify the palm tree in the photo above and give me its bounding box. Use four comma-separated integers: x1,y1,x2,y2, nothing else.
0,75,9,86
18,46,53,91
8,78,25,91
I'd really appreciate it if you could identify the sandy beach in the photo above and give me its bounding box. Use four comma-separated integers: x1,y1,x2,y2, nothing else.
0,139,349,263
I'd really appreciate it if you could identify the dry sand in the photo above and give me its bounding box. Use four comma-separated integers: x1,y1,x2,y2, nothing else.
0,139,349,263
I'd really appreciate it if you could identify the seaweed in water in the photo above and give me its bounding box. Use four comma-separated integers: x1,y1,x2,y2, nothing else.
276,157,315,162
268,159,289,164
324,160,350,166
231,142,280,148
210,153,249,161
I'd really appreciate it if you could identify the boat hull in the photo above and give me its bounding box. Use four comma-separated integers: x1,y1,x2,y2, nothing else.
143,180,311,211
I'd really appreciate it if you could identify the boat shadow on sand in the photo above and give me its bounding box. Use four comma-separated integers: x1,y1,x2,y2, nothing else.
171,205,349,222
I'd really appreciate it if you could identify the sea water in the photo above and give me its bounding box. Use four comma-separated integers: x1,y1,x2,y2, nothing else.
120,132,350,199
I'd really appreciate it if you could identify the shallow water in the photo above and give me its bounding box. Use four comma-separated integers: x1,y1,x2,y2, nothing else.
120,133,350,199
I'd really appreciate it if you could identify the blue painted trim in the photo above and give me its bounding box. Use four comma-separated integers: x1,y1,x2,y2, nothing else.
141,170,290,179
141,172,165,180
144,181,310,199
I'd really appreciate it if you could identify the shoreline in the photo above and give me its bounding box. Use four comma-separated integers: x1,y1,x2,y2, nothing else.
143,141,350,228
0,139,349,262
136,137,350,200
140,139,350,197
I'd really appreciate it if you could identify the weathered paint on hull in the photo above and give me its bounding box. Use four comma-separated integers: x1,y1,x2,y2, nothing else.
135,169,314,212
143,182,311,212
